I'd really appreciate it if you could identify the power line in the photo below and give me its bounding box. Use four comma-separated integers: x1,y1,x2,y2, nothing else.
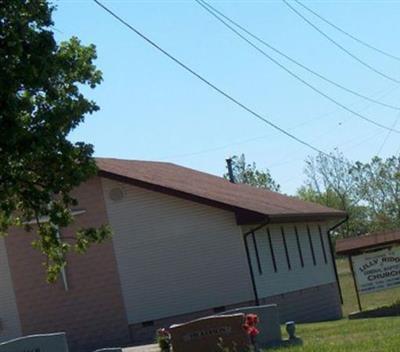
282,0,400,85
93,0,334,158
161,103,350,161
377,112,400,155
275,126,387,187
163,84,399,162
159,134,271,160
294,0,400,63
196,0,400,111
271,85,400,169
195,0,400,134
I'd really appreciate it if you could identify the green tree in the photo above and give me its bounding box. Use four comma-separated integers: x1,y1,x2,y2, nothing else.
297,186,369,237
297,151,366,237
224,154,280,191
0,0,111,282
352,155,400,232
298,151,400,237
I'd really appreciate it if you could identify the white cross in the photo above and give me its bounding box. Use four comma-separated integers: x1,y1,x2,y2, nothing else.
23,209,86,291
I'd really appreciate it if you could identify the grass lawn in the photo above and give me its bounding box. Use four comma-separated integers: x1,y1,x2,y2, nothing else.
275,317,400,351
270,258,400,351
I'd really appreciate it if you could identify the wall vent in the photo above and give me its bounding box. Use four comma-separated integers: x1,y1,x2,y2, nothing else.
109,187,124,202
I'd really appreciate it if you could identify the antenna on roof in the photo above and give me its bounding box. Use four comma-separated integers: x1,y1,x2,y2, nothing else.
226,158,235,184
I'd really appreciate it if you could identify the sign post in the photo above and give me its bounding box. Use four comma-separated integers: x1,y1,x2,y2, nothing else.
348,255,362,311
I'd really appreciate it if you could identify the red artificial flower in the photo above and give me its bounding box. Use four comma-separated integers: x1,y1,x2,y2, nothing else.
248,327,259,337
245,314,259,326
243,313,260,340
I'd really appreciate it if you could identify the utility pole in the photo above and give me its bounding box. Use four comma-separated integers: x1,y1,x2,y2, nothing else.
226,158,235,183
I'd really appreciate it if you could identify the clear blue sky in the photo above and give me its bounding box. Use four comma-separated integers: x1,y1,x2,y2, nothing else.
55,0,400,194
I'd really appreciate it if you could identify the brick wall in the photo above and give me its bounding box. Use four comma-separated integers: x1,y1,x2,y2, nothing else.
5,177,130,352
259,282,342,323
128,282,342,346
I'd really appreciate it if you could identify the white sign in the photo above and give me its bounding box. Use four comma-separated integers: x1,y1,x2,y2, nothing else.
352,246,400,294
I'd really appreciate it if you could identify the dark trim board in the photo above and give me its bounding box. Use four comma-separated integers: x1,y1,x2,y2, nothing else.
99,171,346,226
281,227,291,270
242,221,270,306
294,226,304,267
307,225,317,266
243,234,260,306
318,225,328,264
328,216,349,304
267,228,278,272
251,232,263,274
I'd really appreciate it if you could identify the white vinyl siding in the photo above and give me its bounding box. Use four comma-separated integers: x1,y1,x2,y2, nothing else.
0,238,21,342
101,178,254,324
245,223,336,298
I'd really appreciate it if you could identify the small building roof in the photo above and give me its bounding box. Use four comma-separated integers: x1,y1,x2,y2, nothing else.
96,157,346,225
336,229,400,256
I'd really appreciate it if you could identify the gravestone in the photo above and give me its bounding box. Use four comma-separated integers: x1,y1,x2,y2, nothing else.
169,313,249,352
219,304,282,347
0,332,68,352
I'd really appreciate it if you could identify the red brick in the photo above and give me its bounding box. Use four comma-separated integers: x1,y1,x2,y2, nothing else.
6,177,130,352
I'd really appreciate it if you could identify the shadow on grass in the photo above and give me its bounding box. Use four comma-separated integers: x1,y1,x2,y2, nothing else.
349,300,400,319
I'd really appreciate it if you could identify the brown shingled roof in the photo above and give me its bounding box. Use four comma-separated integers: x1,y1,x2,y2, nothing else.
96,158,346,224
336,230,400,256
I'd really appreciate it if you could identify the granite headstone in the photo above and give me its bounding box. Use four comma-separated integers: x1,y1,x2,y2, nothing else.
169,313,249,352
0,332,68,352
219,304,282,347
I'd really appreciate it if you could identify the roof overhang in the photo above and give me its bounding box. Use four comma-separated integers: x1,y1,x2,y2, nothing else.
336,229,400,256
99,170,346,226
